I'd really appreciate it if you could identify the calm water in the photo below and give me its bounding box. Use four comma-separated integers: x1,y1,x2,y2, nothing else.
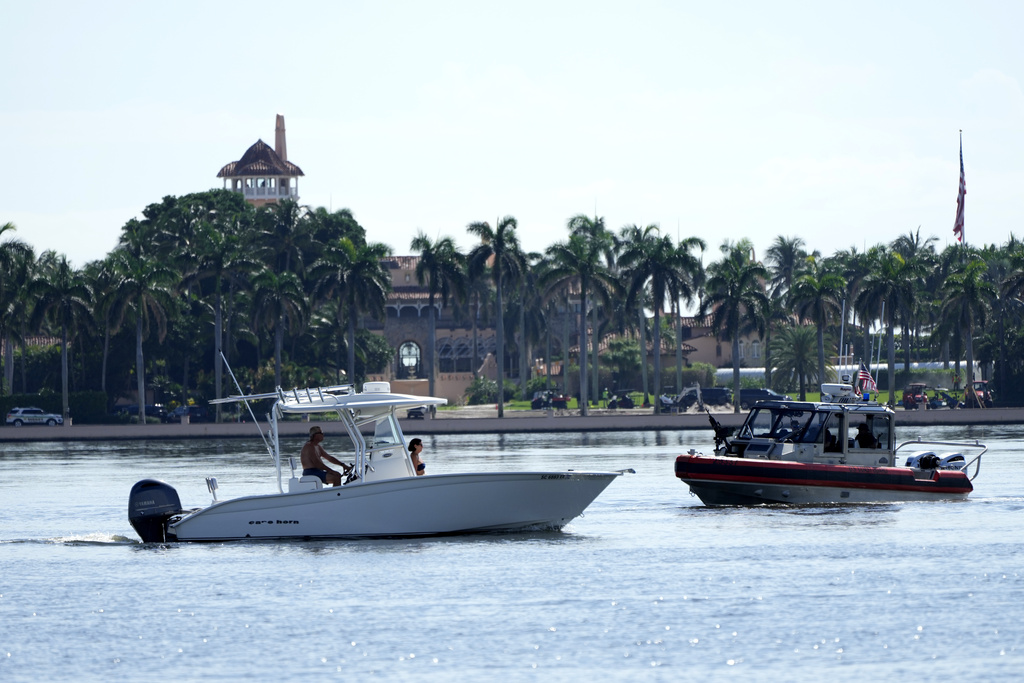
1,425,1023,681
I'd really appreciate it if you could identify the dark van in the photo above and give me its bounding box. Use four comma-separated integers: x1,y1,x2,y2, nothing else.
738,388,791,410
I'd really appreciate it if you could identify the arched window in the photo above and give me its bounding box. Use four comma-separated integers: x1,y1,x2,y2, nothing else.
738,340,746,360
751,340,761,359
397,342,422,379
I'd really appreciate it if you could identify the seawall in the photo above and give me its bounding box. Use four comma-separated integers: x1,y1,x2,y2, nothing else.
1,406,1022,442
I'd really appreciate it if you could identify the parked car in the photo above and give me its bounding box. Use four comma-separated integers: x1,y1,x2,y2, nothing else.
530,391,569,410
672,386,734,411
166,405,211,423
5,406,63,426
406,406,426,419
698,387,733,407
738,388,792,410
116,404,168,422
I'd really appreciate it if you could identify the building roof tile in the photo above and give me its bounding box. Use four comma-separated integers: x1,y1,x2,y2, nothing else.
217,139,304,178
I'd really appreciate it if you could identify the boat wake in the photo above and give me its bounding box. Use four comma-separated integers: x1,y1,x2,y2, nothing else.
0,533,140,546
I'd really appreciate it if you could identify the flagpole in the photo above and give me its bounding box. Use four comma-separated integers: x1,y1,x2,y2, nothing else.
838,298,846,380
874,301,885,390
954,130,966,247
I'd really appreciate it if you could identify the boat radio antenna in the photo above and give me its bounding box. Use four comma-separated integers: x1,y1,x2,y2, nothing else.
220,352,274,461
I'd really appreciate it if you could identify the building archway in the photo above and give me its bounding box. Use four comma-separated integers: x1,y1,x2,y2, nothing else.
397,341,422,379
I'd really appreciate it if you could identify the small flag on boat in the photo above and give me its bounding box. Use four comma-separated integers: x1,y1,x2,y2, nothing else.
953,133,966,243
857,362,877,394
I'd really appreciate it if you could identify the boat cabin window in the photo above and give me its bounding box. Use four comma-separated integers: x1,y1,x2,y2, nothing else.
743,407,813,440
848,415,891,450
822,413,842,451
743,408,774,438
792,410,838,448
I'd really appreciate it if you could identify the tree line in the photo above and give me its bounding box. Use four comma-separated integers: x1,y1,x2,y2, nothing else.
3,190,1023,423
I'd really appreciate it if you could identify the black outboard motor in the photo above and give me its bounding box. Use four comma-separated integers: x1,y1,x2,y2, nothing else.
128,479,182,542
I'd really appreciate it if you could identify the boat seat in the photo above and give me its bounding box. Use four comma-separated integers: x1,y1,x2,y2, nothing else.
288,475,323,492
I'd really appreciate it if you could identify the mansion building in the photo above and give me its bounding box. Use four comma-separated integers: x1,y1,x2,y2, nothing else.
363,255,763,403
217,117,763,403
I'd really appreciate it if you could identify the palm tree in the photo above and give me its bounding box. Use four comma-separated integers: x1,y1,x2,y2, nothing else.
543,233,617,416
942,252,995,406
998,236,1024,393
615,225,651,406
770,325,819,399
759,293,792,392
82,257,118,395
619,226,703,412
765,235,809,303
702,240,769,412
512,254,545,399
251,267,307,389
462,258,494,379
186,216,256,418
765,235,810,388
855,248,921,406
835,245,876,367
312,237,392,384
891,227,938,370
790,256,845,391
1,222,32,395
568,214,615,405
109,222,177,424
257,199,310,275
412,233,466,399
10,249,42,395
342,241,392,385
30,254,93,421
468,217,525,417
536,274,561,393
671,237,705,393
980,242,1016,396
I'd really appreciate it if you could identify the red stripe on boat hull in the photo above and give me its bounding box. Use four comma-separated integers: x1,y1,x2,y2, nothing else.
674,454,972,504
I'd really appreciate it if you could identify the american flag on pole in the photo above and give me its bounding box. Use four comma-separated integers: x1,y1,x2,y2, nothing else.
857,362,877,394
953,133,965,243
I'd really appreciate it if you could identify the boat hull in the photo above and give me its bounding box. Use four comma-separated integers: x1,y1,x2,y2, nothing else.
674,455,972,505
168,471,619,541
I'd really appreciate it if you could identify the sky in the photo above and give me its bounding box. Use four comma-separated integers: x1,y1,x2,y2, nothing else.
3,1,1023,269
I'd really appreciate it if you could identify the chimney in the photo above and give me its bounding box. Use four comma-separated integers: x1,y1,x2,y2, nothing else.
275,114,287,161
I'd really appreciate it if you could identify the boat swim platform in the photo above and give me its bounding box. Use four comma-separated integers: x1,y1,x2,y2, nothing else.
3,405,1023,442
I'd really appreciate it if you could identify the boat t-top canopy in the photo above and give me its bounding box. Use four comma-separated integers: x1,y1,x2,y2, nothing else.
211,382,448,492
212,381,447,416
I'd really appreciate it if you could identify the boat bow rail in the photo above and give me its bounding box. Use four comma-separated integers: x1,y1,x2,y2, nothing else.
895,439,986,481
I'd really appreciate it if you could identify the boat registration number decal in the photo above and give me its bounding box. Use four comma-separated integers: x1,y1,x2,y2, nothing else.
248,520,300,525
541,474,572,480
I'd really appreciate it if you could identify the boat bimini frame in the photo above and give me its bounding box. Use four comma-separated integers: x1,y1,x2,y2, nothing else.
211,382,446,493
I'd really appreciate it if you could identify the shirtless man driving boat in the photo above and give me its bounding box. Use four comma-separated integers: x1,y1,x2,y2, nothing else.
301,425,352,486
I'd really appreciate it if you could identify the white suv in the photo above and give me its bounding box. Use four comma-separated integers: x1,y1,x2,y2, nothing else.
5,407,64,426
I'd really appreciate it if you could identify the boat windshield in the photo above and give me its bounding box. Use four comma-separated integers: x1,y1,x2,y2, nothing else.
794,410,833,444
743,407,814,440
371,413,403,449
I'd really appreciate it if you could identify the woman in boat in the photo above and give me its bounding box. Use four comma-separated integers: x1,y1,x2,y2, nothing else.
409,438,426,475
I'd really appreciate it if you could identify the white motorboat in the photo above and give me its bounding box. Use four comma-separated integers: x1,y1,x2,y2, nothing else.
675,383,986,505
128,382,626,542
